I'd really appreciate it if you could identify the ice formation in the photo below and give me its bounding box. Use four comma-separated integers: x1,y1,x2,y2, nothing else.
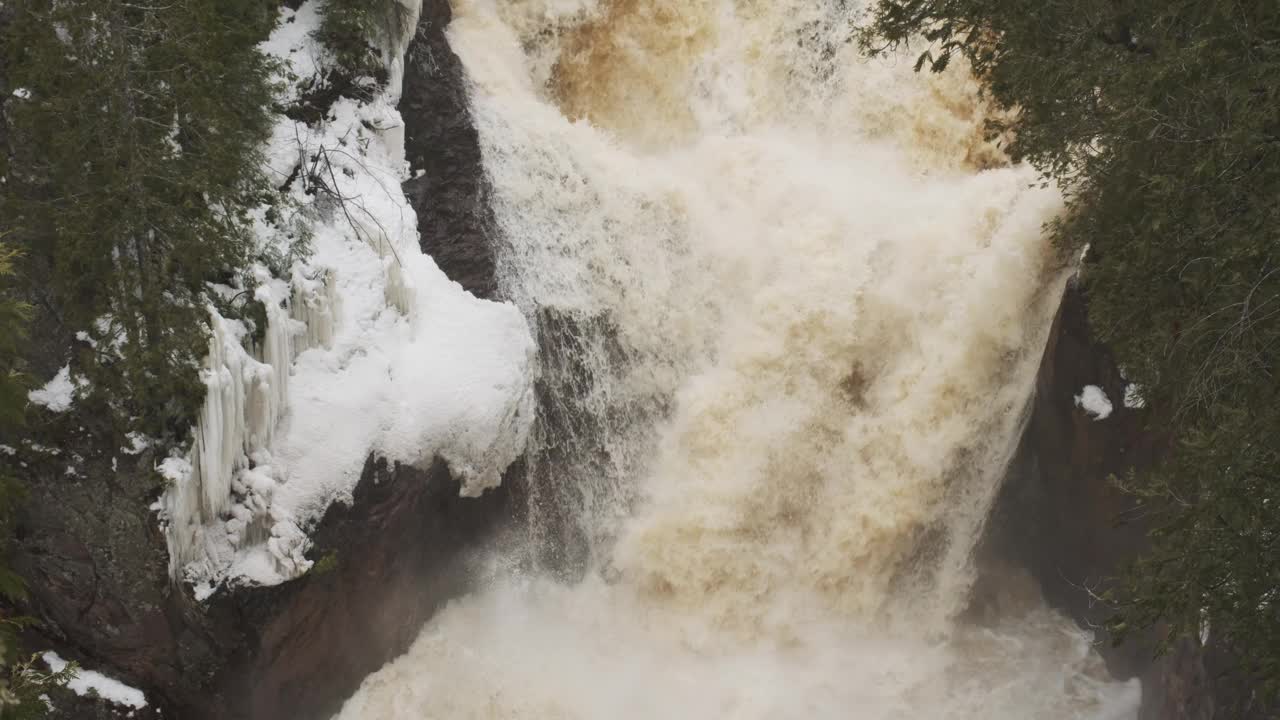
157,0,535,595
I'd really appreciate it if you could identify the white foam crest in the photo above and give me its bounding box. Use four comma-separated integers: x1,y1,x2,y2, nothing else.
338,575,1141,720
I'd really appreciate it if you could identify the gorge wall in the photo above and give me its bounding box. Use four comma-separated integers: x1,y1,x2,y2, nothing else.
22,443,517,720
400,0,495,299
976,282,1218,720
13,2,519,719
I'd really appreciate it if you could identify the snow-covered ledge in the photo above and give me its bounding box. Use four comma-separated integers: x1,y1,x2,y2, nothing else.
156,0,536,599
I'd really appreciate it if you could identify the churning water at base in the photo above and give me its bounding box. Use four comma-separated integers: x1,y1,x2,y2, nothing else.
336,0,1142,717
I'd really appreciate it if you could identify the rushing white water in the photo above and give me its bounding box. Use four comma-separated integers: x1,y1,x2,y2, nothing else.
337,0,1142,717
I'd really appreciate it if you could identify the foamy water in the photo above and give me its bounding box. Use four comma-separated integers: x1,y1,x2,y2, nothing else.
334,0,1142,717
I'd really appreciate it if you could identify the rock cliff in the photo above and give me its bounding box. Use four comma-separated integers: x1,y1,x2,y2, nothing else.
13,3,518,718
976,282,1219,719
400,0,496,298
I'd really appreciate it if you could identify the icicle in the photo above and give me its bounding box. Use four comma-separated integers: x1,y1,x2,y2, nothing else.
159,311,253,581
195,313,246,523
247,279,293,451
384,255,416,317
361,226,416,317
291,266,341,355
157,456,198,581
161,300,297,585
383,0,424,104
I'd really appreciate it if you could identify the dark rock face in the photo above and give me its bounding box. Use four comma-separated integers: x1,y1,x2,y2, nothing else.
12,393,201,714
212,457,519,720
400,0,497,298
975,282,1215,719
17,449,517,720
980,283,1159,668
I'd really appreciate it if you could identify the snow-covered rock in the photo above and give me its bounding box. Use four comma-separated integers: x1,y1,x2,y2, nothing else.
158,0,537,596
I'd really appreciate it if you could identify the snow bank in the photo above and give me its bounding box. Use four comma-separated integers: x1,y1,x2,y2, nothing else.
1074,385,1113,420
158,1,536,595
42,652,148,710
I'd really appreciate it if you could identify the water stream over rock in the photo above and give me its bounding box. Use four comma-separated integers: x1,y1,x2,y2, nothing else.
337,1,1143,717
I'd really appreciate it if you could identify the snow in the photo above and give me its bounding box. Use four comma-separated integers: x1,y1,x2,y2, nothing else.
258,1,423,105
291,266,341,354
11,87,30,99
164,113,183,157
1074,385,1113,420
123,432,152,455
28,365,75,412
42,651,148,710
23,441,59,455
158,456,192,484
159,1,536,594
90,315,126,357
257,5,325,102
1123,383,1145,409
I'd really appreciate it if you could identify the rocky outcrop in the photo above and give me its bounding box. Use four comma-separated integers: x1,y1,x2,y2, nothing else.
17,442,519,720
209,457,520,720
980,284,1159,665
975,282,1216,719
400,0,497,298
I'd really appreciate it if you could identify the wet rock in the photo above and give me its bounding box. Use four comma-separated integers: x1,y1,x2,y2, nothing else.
17,449,518,720
980,283,1160,671
1143,638,1214,720
975,282,1219,719
12,409,198,716
210,456,520,720
400,0,497,298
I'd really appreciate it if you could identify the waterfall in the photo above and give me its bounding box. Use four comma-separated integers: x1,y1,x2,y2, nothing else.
336,0,1143,717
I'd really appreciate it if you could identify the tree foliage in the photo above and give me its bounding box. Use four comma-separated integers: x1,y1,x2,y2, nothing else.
313,0,413,79
0,648,75,719
0,247,62,720
862,0,1280,703
0,243,28,435
315,0,390,78
0,0,289,708
1,0,282,439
